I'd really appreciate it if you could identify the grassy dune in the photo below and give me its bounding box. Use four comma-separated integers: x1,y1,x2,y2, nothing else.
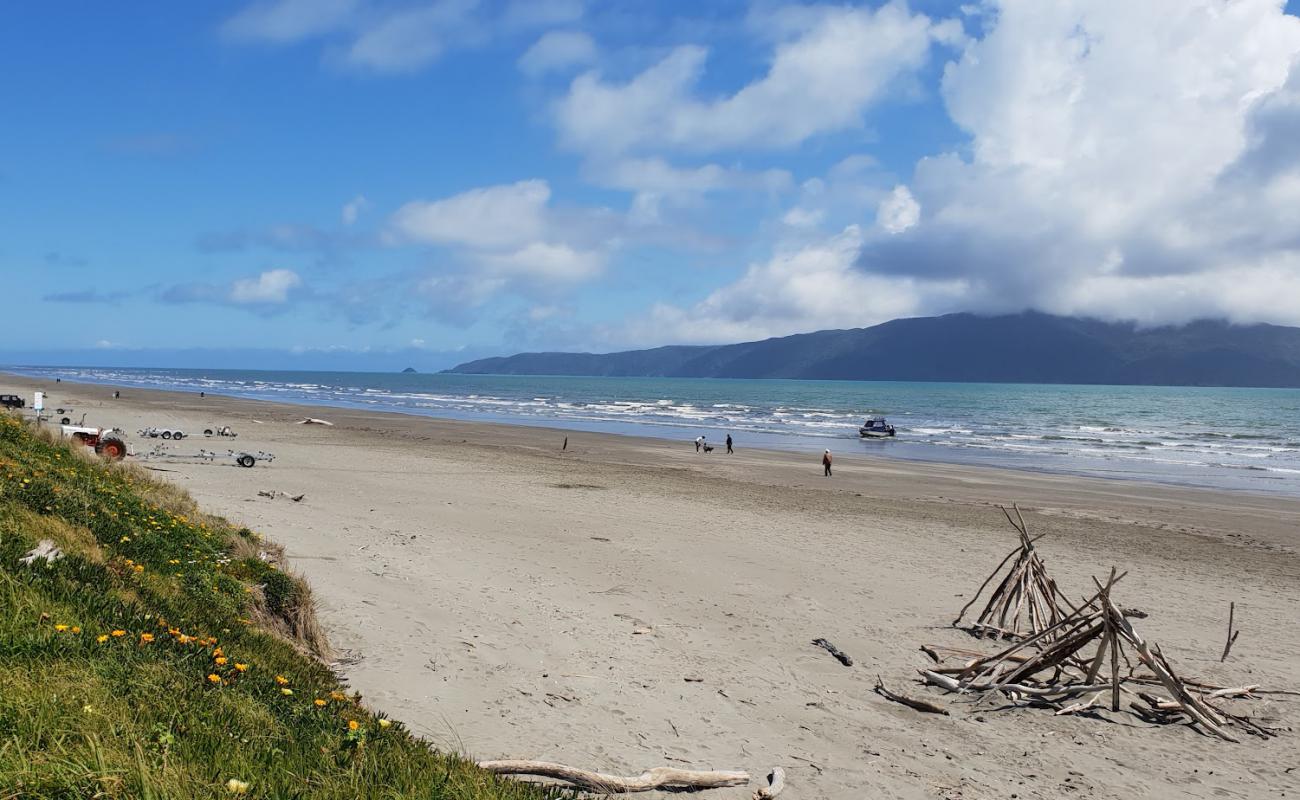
0,413,562,799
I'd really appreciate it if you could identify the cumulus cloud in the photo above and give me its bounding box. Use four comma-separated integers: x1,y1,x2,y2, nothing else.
518,30,597,76
389,180,551,250
230,269,304,303
875,185,920,234
161,269,305,308
222,0,358,43
850,0,1300,327
478,242,604,281
555,3,952,156
343,0,478,73
625,227,967,345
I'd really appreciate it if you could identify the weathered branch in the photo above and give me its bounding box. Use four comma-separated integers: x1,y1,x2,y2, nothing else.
476,760,750,793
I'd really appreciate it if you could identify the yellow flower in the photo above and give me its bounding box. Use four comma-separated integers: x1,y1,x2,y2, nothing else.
274,675,289,686
96,634,109,643
314,699,326,707
139,633,154,643
378,718,392,729
225,778,250,794
133,564,144,573
234,663,248,673
111,629,126,637
347,720,359,731
54,624,69,632
208,674,222,684
280,688,294,696
330,691,347,702
215,656,228,666
71,626,82,634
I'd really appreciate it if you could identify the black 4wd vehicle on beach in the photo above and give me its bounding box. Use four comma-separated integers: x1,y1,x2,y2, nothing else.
0,394,25,410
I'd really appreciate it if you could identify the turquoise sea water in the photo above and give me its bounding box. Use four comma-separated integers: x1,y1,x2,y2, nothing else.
9,366,1300,496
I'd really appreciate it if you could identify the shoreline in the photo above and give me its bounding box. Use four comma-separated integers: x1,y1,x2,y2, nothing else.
5,367,1300,500
4,372,1300,798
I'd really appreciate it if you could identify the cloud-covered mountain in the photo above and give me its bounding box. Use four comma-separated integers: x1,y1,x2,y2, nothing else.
447,313,1300,388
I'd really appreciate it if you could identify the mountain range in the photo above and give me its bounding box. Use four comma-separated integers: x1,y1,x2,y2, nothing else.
446,313,1300,387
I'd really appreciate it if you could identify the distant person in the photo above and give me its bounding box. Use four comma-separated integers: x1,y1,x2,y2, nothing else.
726,434,733,454
695,435,705,453
822,449,833,477
200,391,205,398
113,390,120,399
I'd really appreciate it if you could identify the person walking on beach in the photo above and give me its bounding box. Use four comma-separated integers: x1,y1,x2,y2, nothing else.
822,449,833,477
695,435,705,453
726,434,733,454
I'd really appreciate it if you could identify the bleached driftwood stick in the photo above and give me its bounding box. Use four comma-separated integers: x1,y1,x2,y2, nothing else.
1055,691,1106,716
476,760,749,793
874,676,949,715
753,767,786,799
1208,685,1259,699
19,539,63,566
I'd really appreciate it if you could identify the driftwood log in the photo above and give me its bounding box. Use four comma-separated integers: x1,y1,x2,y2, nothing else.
874,676,949,715
812,638,853,666
477,760,750,793
753,767,786,799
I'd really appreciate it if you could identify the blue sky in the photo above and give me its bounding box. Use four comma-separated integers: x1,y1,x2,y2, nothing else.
4,0,1300,370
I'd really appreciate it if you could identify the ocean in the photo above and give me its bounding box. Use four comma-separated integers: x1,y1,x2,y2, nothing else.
10,366,1300,496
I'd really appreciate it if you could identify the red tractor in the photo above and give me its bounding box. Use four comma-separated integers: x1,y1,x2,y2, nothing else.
62,424,128,460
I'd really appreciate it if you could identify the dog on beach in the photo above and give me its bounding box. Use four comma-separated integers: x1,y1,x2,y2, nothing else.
702,444,714,453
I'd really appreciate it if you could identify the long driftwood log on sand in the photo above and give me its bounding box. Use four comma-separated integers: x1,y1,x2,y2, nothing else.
477,760,750,793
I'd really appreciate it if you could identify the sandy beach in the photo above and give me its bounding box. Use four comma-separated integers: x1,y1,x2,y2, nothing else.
6,373,1299,799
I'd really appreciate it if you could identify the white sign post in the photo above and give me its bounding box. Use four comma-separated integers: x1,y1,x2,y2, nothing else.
33,391,44,413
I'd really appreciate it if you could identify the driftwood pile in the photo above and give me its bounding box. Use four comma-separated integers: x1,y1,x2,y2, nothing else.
915,506,1282,743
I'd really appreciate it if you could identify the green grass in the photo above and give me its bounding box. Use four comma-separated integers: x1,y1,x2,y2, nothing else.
0,414,567,799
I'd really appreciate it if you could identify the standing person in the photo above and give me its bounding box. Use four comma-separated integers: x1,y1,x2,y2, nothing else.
695,435,704,453
822,449,832,477
726,434,733,454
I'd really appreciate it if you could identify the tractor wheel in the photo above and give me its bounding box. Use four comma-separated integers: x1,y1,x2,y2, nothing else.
204,429,213,436
96,436,127,461
61,417,71,425
237,455,256,468
161,431,172,439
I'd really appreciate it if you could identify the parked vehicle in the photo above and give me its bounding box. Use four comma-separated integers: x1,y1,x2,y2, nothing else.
138,426,186,440
202,425,238,438
0,394,25,410
62,424,128,460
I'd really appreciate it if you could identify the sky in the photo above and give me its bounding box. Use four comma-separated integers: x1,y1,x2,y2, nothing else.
4,0,1300,371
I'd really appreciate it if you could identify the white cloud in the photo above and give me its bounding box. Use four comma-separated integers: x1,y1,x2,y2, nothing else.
875,185,920,234
518,30,597,76
626,227,967,344
229,269,304,304
479,242,604,281
341,194,369,226
501,0,584,29
781,207,824,228
343,0,478,73
222,0,358,43
860,0,1300,326
555,3,951,155
389,180,550,250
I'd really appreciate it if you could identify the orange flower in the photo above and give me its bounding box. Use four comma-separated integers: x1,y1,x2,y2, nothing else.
215,656,228,666
111,630,126,637
314,699,326,707
208,674,222,684
234,663,248,672
71,626,82,634
347,720,359,731
274,675,289,686
139,633,154,643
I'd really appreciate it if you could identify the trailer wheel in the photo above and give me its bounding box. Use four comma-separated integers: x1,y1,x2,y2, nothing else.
161,430,172,439
204,429,213,436
61,417,71,425
96,436,127,461
56,408,66,414
237,454,256,468
173,431,185,440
